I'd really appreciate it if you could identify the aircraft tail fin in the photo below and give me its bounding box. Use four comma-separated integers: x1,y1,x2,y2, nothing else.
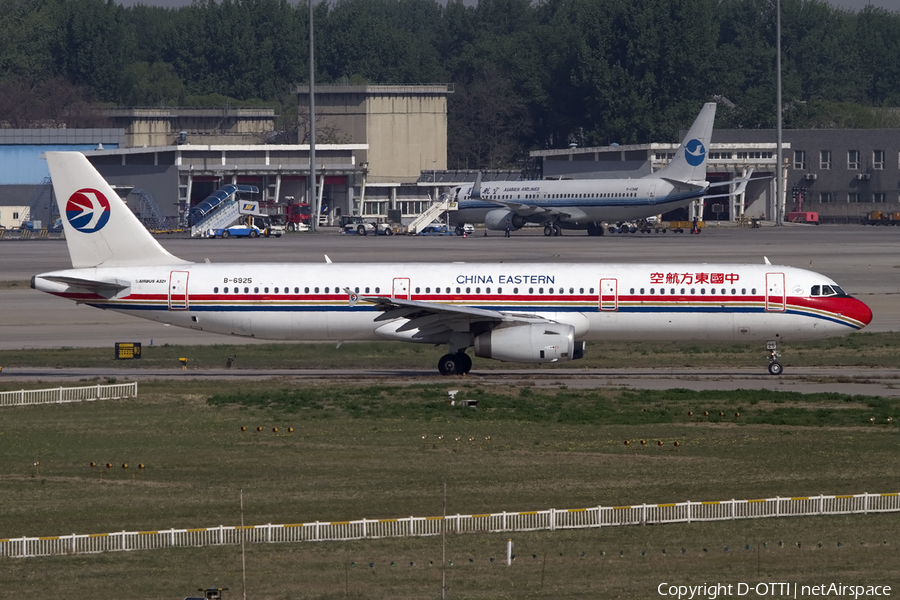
45,152,190,269
653,102,717,183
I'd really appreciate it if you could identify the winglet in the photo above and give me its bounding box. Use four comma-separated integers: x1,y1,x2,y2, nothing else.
470,172,482,199
325,254,333,264
764,256,771,265
733,167,754,196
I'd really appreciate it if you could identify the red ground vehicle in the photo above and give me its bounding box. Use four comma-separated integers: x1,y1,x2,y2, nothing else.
283,198,312,231
257,197,311,232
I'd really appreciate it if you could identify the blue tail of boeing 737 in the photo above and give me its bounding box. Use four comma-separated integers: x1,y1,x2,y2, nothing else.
653,102,717,184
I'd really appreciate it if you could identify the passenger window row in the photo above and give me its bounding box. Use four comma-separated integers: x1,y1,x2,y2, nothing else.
629,287,758,296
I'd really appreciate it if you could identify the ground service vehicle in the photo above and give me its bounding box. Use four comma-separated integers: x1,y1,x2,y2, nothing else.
340,215,393,236
213,216,283,238
862,211,899,225
418,223,454,235
283,199,312,231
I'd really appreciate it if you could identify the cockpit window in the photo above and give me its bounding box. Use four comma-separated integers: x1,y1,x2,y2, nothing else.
812,284,845,297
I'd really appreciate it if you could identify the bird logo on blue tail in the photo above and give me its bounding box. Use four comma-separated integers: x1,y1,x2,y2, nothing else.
684,139,706,167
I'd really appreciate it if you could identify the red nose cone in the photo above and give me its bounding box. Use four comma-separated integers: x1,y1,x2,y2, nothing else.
843,297,873,328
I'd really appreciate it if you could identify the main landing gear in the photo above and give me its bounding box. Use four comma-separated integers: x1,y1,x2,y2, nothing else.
766,340,783,375
437,351,472,376
586,223,605,236
543,222,562,237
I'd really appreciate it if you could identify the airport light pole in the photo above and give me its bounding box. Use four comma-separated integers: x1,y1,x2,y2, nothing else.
308,0,318,232
775,0,783,226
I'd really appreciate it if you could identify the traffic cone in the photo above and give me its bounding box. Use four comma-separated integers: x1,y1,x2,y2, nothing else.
463,231,467,238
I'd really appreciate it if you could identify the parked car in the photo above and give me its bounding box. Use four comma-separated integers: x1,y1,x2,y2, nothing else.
212,216,283,238
454,223,475,236
418,224,454,236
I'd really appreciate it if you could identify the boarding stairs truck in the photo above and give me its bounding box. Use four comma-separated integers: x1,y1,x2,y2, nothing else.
189,184,259,237
406,194,456,234
207,201,282,238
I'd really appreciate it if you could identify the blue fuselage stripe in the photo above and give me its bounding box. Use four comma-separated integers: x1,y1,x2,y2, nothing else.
85,301,861,329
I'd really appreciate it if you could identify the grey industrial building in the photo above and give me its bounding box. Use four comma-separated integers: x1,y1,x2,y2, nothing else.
533,128,900,224
1,94,899,228
0,85,452,228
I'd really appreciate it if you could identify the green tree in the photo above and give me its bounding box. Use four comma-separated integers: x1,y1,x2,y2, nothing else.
319,0,444,84
856,6,900,106
449,67,531,169
0,0,59,80
120,61,185,106
51,0,135,103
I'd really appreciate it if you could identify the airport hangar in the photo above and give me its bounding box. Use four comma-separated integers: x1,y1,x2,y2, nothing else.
2,90,900,227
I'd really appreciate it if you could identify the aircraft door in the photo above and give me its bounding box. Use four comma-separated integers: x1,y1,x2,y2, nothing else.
392,277,410,300
168,271,189,310
599,278,618,311
765,273,785,312
648,184,656,201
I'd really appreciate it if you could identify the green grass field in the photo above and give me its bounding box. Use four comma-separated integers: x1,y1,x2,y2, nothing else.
1,378,899,599
0,331,898,371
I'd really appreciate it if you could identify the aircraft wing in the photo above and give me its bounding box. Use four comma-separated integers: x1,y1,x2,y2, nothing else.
489,200,585,220
350,293,548,338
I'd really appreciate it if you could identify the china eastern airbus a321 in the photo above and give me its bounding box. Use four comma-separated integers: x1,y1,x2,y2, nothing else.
449,102,750,236
33,152,871,376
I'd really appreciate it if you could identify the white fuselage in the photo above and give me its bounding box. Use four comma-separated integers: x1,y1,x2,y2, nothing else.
33,262,872,345
449,178,704,228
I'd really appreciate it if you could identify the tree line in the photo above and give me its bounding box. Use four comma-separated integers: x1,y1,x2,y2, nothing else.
1,0,899,169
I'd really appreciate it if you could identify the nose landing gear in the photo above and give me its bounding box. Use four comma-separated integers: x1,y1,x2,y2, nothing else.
766,340,783,375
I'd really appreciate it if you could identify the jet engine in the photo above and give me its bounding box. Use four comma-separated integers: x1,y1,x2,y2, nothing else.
484,209,527,231
474,323,585,363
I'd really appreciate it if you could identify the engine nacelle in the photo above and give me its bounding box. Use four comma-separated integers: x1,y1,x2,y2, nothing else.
474,323,585,363
484,209,526,231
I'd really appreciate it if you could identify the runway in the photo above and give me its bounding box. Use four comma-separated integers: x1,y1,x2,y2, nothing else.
2,227,898,387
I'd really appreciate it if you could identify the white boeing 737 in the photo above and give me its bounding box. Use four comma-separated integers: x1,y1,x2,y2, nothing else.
449,102,747,236
33,152,871,376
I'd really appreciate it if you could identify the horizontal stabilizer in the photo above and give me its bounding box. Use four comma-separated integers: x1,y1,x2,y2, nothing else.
42,275,129,292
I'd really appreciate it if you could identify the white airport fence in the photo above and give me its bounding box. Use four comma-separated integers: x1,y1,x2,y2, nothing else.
0,382,138,407
2,491,897,559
